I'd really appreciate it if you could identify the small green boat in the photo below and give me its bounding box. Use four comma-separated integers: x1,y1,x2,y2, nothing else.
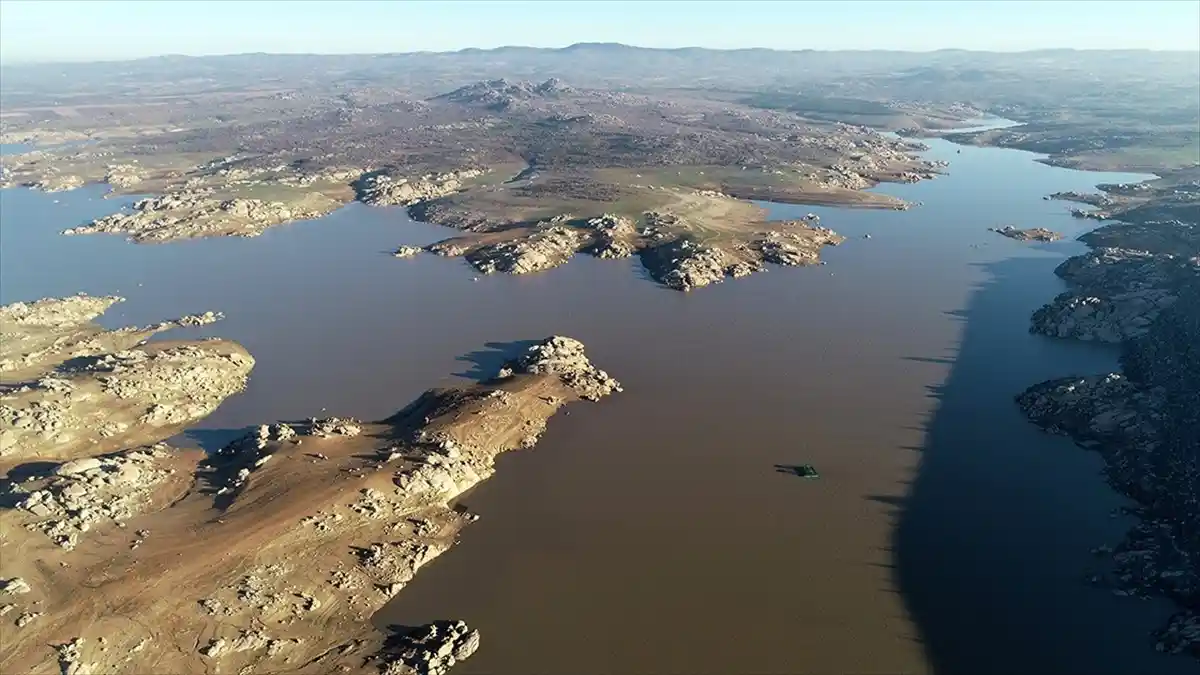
794,464,820,479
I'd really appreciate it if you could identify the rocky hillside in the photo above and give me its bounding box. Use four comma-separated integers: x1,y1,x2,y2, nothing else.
1017,210,1200,658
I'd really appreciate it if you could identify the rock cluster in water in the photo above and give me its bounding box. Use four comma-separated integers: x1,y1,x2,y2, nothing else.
989,225,1063,242
393,245,424,258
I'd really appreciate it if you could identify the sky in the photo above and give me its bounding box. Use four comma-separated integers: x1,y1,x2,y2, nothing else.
1,0,1198,63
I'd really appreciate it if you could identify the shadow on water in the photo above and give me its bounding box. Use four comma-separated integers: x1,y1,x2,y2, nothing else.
452,340,540,382
175,426,257,453
881,255,1194,675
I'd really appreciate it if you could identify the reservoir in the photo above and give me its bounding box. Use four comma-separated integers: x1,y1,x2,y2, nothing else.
1,133,1190,674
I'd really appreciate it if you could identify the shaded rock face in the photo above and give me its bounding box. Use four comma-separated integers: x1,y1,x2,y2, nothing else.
1058,248,1199,294
1080,220,1200,258
1031,289,1178,342
1019,261,1200,660
989,225,1064,242
1029,248,1200,342
382,621,481,675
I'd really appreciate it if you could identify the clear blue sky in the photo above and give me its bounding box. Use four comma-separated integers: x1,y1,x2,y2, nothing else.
1,0,1197,63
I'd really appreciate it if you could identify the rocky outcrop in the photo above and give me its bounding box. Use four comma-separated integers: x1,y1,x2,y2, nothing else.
1048,191,1116,208
513,335,622,400
582,213,637,259
753,228,844,266
0,295,221,377
104,164,147,188
414,198,843,291
1056,248,1199,293
637,222,844,292
1018,210,1199,659
1080,220,1200,258
1017,365,1198,657
466,224,587,275
6,444,185,550
1029,248,1199,342
435,78,575,110
29,174,85,192
424,240,473,258
989,225,1063,242
638,237,736,291
1030,289,1178,342
0,295,253,463
305,417,358,438
393,245,424,258
357,170,483,207
382,621,480,675
0,295,122,330
62,190,337,242
1,342,253,463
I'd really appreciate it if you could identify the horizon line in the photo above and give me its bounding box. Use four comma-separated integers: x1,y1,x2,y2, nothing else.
4,41,1199,67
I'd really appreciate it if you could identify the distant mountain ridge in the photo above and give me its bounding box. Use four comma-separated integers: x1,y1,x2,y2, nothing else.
2,43,1196,121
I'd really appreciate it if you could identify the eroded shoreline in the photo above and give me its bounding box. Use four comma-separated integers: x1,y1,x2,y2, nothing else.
0,78,958,294
0,305,621,674
1016,175,1200,657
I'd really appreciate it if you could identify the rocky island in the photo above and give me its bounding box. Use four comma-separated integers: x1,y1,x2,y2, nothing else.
989,225,1063,242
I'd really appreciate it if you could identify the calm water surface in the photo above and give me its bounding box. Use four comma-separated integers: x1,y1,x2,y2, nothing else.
0,136,1191,674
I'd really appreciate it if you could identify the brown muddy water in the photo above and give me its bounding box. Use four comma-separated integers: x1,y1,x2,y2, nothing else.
1,136,1194,674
